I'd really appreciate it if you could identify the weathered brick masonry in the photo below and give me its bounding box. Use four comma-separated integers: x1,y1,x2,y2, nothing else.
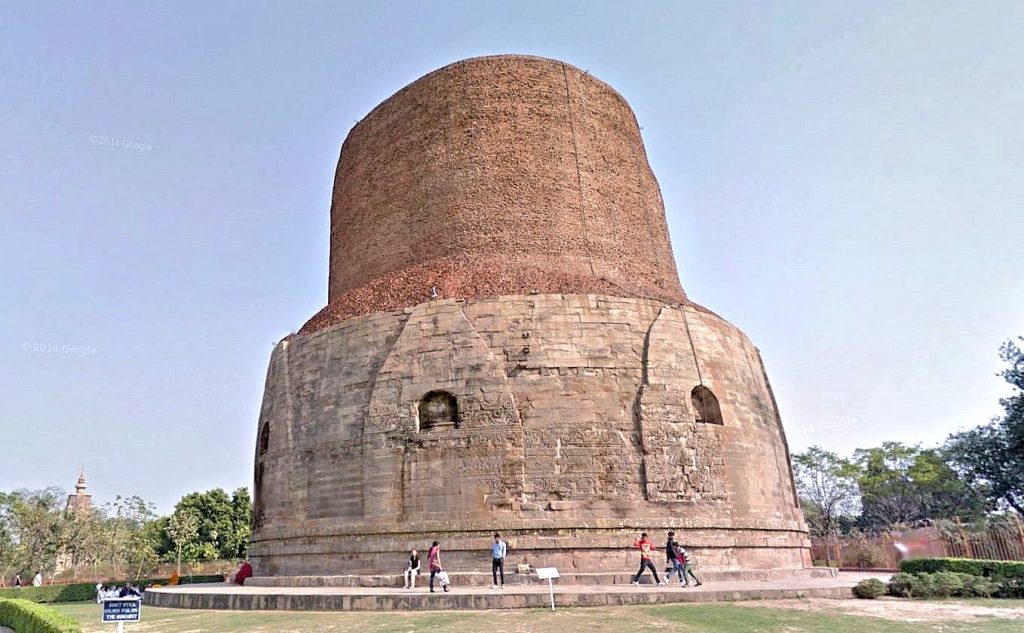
305,55,684,331
252,55,811,578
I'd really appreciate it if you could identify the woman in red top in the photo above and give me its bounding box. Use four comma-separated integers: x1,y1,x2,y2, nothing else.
427,541,448,592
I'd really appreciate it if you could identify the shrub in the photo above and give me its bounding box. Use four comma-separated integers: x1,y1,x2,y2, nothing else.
852,578,886,599
930,571,964,598
887,572,916,597
961,574,999,598
0,584,96,604
909,573,938,598
0,598,82,633
900,558,1024,579
996,577,1024,599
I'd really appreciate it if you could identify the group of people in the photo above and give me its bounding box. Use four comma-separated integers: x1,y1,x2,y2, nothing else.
6,571,43,588
95,584,142,601
631,531,703,587
403,533,509,593
400,531,702,592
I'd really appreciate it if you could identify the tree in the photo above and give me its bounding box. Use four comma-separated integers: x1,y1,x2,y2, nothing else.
947,337,1024,514
792,446,861,565
125,524,161,580
56,505,104,569
0,492,18,584
165,510,200,576
2,488,65,578
227,487,252,560
854,442,986,528
170,488,251,561
94,495,157,573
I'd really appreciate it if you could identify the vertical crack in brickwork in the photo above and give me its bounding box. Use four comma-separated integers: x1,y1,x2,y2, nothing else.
680,305,704,386
561,62,596,277
631,307,663,501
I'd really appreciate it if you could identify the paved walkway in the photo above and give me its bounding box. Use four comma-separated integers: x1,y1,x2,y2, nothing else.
147,572,886,611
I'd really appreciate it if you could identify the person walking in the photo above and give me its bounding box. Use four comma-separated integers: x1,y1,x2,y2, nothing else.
13,573,22,589
404,548,421,589
630,532,664,586
32,571,43,587
664,531,686,584
677,544,703,587
427,541,449,593
490,533,507,589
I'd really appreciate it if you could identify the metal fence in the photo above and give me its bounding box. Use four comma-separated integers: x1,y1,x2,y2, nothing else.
812,521,1024,570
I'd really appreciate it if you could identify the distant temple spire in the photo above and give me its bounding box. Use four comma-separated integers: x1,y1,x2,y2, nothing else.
66,469,92,515
56,469,94,574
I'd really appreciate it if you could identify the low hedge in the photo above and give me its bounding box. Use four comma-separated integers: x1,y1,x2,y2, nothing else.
0,598,82,633
0,584,95,604
0,574,226,603
888,571,1014,598
900,558,1024,579
178,574,225,585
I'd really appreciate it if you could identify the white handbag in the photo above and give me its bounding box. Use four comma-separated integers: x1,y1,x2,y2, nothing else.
438,570,451,586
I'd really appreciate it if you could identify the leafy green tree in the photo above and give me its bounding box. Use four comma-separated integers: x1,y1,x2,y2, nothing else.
126,519,162,580
97,495,157,570
227,487,252,559
854,442,986,528
56,505,104,568
947,337,1024,514
792,447,861,540
166,509,200,576
170,488,251,561
0,492,18,584
4,488,65,577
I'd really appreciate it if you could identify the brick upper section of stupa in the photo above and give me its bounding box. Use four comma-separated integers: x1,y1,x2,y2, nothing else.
302,55,686,333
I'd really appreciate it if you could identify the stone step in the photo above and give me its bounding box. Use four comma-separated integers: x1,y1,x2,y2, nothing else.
146,577,864,612
245,567,836,588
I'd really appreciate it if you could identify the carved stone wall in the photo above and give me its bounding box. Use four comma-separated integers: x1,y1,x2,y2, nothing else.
251,294,809,576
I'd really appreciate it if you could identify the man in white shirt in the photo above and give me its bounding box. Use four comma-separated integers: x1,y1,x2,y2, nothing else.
490,533,507,589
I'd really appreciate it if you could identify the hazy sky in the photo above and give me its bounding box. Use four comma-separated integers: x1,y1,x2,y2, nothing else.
2,1,1021,514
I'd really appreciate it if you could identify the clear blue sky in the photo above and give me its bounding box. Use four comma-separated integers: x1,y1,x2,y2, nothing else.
2,1,1021,514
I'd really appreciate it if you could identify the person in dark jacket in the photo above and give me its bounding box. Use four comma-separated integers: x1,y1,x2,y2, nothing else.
664,531,686,584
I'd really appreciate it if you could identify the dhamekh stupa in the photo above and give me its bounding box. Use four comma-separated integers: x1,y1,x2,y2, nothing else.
250,55,813,579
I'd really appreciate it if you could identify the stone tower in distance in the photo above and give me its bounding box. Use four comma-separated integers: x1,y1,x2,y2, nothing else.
251,55,812,578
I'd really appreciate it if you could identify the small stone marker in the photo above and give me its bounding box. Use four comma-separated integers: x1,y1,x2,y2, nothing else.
535,567,560,611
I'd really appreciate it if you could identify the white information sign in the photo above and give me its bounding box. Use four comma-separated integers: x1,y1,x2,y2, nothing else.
535,567,560,610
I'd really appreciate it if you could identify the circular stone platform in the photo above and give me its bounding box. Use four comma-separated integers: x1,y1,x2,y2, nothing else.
145,572,881,612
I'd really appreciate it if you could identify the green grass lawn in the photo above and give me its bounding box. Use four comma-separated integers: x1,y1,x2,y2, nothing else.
50,600,1024,633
